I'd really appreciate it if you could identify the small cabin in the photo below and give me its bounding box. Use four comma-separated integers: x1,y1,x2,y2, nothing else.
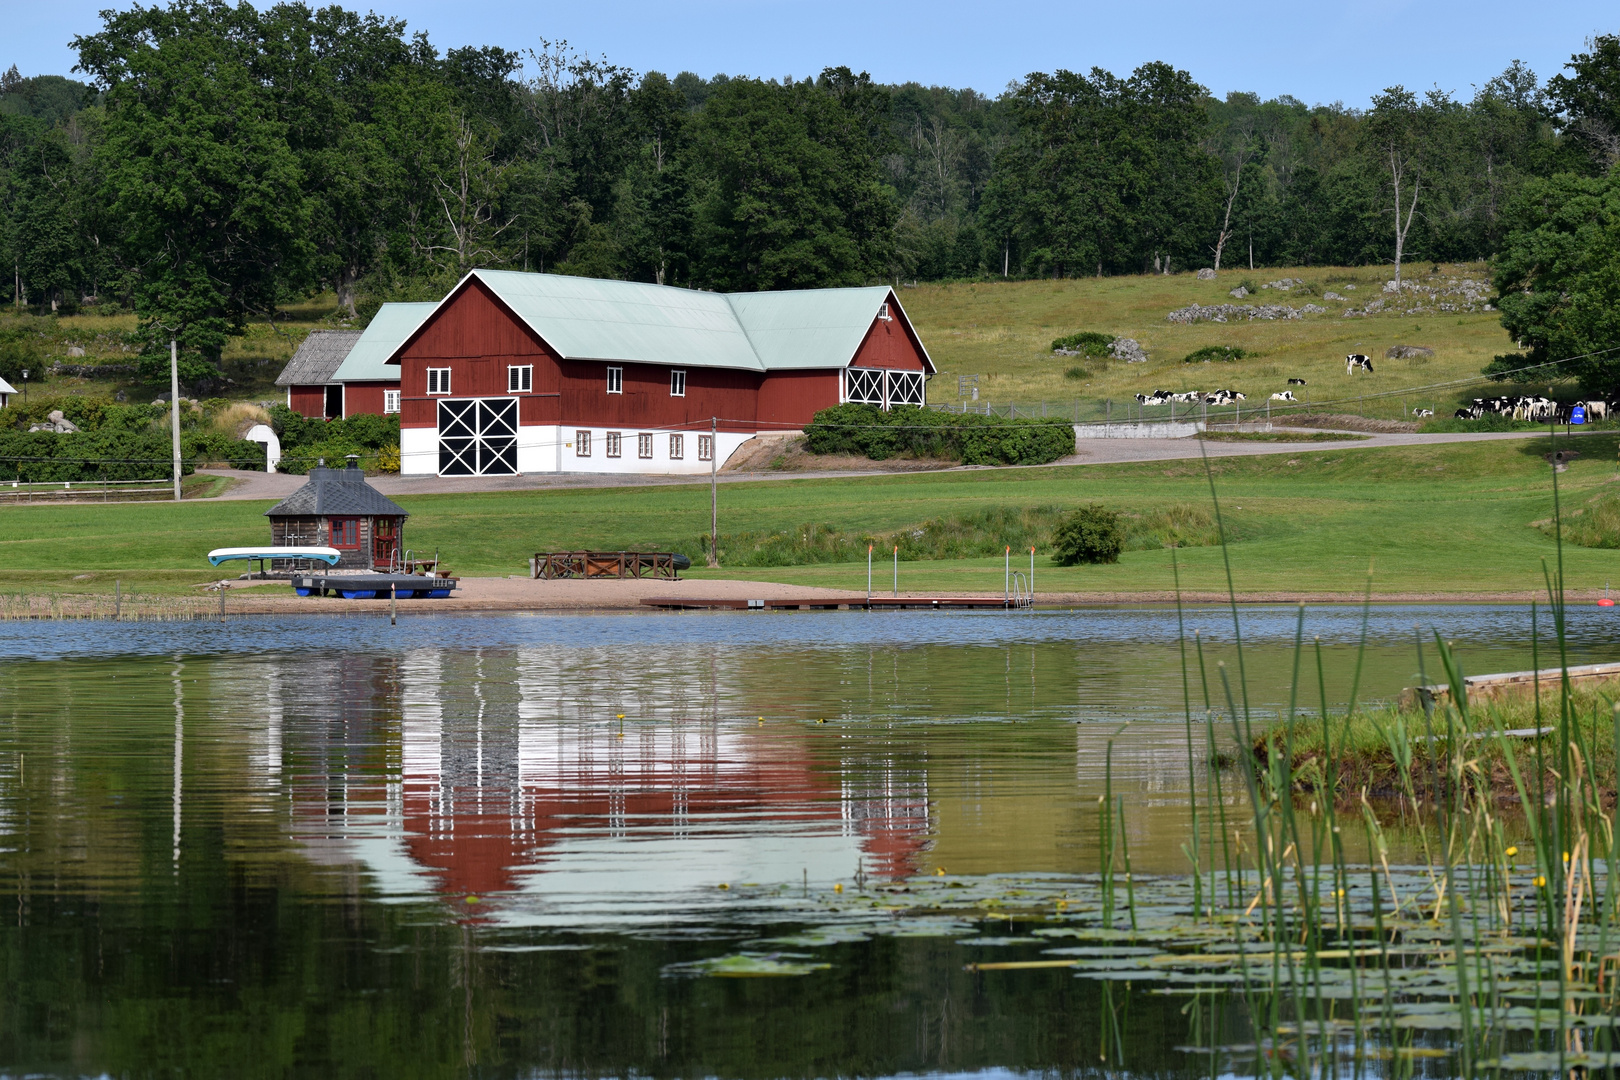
265,456,409,570
0,377,14,409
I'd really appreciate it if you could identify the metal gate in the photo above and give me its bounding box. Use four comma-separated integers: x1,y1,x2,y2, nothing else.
437,398,518,476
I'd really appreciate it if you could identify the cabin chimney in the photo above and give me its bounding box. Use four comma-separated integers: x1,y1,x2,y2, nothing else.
345,454,360,471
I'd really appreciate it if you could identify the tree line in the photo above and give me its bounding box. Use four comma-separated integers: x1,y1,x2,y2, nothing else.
1,2,1618,384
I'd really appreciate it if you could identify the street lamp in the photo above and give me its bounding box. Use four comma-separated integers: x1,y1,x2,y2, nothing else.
19,369,27,400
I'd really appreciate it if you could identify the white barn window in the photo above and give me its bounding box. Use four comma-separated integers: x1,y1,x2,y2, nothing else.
669,433,683,459
637,433,653,459
575,430,591,457
383,389,400,414
606,432,622,458
508,365,532,393
606,366,623,394
888,370,924,407
845,368,884,405
670,369,686,397
698,434,713,461
427,368,451,395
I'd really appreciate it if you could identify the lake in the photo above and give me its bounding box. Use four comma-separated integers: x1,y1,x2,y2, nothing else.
0,605,1609,1076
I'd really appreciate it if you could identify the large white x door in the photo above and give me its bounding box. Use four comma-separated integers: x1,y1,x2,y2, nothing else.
437,398,518,476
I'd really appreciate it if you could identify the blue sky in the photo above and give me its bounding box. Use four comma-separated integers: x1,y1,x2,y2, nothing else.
6,0,1613,108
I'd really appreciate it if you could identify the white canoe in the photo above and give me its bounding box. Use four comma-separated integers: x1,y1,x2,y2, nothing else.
207,546,341,567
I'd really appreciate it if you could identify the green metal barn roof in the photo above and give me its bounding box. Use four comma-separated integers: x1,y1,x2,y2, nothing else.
331,303,436,382
386,271,932,374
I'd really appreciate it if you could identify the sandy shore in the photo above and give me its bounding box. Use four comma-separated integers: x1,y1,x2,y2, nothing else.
193,575,1594,615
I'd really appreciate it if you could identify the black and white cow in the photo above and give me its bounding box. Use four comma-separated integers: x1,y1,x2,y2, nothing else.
1413,408,1434,418
1287,378,1308,386
1345,354,1374,374
1270,391,1297,402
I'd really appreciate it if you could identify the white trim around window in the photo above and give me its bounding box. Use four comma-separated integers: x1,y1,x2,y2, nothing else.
383,389,400,414
427,367,452,395
606,366,623,394
670,369,686,397
508,364,532,393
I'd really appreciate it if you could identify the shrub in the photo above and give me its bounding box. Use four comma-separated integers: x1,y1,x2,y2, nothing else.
803,404,1074,465
1050,331,1115,356
1051,504,1123,565
1184,345,1247,364
1063,365,1089,380
0,429,262,482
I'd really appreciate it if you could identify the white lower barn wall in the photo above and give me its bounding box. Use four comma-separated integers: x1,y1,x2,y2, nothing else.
398,424,755,476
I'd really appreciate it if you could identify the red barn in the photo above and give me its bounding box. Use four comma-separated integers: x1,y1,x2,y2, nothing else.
383,270,934,476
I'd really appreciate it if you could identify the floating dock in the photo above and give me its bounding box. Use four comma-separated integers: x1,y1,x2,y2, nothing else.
640,596,1029,611
291,573,459,600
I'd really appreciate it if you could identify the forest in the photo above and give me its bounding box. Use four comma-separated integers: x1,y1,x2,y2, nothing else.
0,2,1618,384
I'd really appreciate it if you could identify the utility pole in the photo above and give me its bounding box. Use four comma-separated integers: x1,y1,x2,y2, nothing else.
170,339,182,501
707,417,718,567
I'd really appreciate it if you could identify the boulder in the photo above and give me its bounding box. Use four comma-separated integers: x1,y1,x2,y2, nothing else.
1229,286,1249,298
1109,337,1149,363
1385,345,1435,360
65,345,85,357
1196,268,1216,280
1323,291,1345,301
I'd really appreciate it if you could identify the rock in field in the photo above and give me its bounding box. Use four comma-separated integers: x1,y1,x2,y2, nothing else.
1385,345,1435,359
1196,268,1217,280
1229,286,1249,298
1109,337,1149,363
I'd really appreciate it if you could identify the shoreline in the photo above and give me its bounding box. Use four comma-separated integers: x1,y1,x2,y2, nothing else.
0,575,1605,618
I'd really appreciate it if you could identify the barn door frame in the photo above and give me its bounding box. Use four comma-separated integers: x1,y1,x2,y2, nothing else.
437,398,519,476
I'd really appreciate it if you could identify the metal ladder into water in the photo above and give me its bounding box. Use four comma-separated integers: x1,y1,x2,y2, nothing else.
1009,571,1033,610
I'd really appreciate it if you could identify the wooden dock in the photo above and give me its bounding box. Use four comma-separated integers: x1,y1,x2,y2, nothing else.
640,596,1029,611
1399,661,1620,710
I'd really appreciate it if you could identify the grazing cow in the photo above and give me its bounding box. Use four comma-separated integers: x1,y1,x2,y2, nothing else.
1345,354,1374,374
1270,391,1297,402
1454,408,1473,419
1287,378,1308,386
1413,408,1434,418
1583,400,1609,421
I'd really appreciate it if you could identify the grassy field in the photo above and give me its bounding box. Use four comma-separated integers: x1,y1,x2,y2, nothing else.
901,263,1517,419
0,432,1614,600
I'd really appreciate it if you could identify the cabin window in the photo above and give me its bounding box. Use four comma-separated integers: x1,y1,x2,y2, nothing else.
508,365,532,393
670,369,686,397
606,366,623,394
427,368,452,395
637,433,653,459
698,434,713,462
844,367,884,406
877,302,892,322
605,432,622,458
383,389,400,414
575,430,591,457
329,518,360,549
669,433,683,459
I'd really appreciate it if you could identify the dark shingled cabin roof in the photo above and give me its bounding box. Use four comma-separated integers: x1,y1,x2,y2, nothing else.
264,461,409,518
274,329,362,387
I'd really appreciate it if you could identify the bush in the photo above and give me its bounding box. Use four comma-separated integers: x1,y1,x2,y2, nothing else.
1063,365,1089,380
1184,345,1247,364
0,429,263,482
1051,504,1123,565
803,404,1074,466
1051,331,1115,356
268,404,401,473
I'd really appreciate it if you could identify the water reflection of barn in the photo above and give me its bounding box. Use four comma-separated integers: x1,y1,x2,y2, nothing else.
281,649,932,909
264,457,408,570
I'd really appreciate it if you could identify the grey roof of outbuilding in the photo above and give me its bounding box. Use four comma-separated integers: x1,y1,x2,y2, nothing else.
264,463,409,518
274,330,362,387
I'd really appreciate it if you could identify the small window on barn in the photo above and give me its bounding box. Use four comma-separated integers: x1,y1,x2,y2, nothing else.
575,431,591,457
698,434,713,462
508,365,532,393
383,389,400,414
669,433,683,459
637,433,653,459
670,369,686,397
427,368,451,395
329,518,360,549
877,302,892,322
606,366,623,394
605,432,622,458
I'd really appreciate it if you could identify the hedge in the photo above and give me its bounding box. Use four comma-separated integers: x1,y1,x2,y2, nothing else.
0,429,264,483
803,404,1075,465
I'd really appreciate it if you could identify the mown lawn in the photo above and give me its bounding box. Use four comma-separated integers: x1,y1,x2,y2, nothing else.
0,432,1613,598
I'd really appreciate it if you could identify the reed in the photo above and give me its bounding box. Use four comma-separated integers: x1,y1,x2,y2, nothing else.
0,590,221,621
1170,428,1620,1077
